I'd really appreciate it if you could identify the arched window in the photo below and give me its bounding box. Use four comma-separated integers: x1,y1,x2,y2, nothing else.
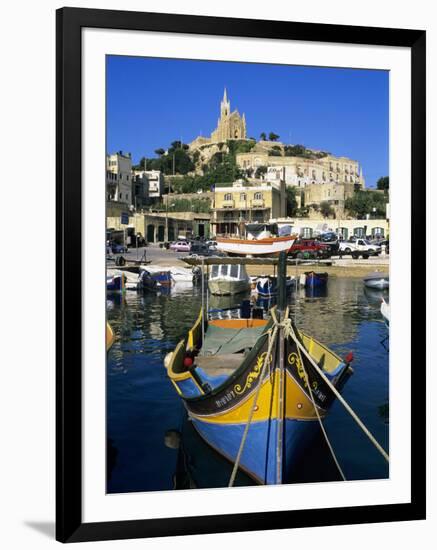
354,227,365,238
254,192,263,200
224,193,232,201
240,193,247,201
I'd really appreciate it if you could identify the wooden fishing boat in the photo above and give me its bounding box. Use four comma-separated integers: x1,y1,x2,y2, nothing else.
303,271,328,288
106,322,115,351
208,264,251,296
216,234,296,257
106,272,126,293
255,276,296,298
165,306,353,484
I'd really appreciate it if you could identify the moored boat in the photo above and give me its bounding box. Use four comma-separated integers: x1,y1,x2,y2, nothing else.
164,305,354,484
363,272,389,289
106,272,127,293
208,264,251,296
106,322,115,351
380,297,390,326
216,223,297,257
303,271,328,288
255,275,296,298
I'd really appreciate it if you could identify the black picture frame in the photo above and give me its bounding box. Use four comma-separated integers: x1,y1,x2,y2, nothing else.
56,7,426,543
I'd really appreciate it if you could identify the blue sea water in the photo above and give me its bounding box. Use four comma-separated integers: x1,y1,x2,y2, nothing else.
106,277,389,492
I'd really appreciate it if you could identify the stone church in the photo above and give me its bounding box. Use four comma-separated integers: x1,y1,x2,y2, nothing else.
189,89,247,150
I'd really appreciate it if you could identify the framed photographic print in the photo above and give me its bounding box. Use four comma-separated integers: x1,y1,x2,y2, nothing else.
56,7,426,543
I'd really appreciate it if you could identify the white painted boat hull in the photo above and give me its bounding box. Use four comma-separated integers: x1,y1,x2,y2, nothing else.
208,279,251,296
216,236,296,256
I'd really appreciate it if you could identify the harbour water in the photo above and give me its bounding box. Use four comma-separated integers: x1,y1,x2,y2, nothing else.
107,277,389,493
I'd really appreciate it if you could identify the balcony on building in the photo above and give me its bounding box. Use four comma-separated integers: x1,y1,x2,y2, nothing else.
222,199,235,208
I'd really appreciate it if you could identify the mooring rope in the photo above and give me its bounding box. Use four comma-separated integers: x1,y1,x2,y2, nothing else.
289,322,390,464
228,325,279,487
288,322,347,481
228,312,388,488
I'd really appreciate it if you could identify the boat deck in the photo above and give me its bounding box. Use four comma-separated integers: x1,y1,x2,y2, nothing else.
200,323,266,356
195,353,244,376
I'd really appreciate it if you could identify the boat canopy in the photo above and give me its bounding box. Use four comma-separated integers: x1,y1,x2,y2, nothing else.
210,264,248,280
245,223,278,236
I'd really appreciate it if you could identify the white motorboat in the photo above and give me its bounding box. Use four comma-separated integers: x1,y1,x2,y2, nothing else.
363,271,389,289
208,264,251,296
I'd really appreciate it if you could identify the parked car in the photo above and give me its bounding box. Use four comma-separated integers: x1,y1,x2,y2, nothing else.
111,242,128,254
288,239,331,259
169,241,191,252
205,240,218,251
315,232,340,255
338,238,381,258
189,242,210,256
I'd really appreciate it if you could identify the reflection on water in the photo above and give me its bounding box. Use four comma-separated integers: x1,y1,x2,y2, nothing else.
107,277,389,493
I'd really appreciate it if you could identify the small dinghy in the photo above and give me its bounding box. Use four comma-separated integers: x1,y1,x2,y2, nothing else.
363,272,389,290
106,272,126,293
255,275,296,298
303,271,328,288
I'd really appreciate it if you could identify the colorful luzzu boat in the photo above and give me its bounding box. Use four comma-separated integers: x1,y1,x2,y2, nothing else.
165,307,353,484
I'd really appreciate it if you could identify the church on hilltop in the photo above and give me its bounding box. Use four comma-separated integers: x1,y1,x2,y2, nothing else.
189,89,247,150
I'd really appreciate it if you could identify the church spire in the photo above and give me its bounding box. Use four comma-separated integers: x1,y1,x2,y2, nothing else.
220,88,230,118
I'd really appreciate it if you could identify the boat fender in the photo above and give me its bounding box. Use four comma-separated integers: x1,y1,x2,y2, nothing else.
163,352,173,369
183,356,194,368
344,352,354,364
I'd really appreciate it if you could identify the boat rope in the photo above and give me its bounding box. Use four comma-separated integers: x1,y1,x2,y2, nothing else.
228,325,279,488
201,259,205,356
289,323,347,481
287,320,389,464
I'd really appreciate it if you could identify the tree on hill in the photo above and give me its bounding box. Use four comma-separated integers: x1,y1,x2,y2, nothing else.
269,132,280,141
376,176,389,192
260,132,267,140
320,201,335,218
345,190,388,219
285,187,298,217
255,165,268,179
154,148,165,156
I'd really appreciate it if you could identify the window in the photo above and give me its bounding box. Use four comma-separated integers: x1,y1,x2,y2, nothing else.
119,193,122,199
302,227,313,238
230,264,239,278
354,227,365,237
224,193,232,201
126,194,128,200
240,193,247,201
372,227,385,237
254,192,263,200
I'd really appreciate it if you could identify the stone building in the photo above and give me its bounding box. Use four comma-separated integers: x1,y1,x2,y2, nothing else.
239,152,365,189
303,182,356,216
106,211,211,243
106,151,133,205
189,89,246,150
211,180,286,236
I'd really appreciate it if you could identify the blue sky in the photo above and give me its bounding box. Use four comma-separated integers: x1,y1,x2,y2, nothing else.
107,56,389,187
